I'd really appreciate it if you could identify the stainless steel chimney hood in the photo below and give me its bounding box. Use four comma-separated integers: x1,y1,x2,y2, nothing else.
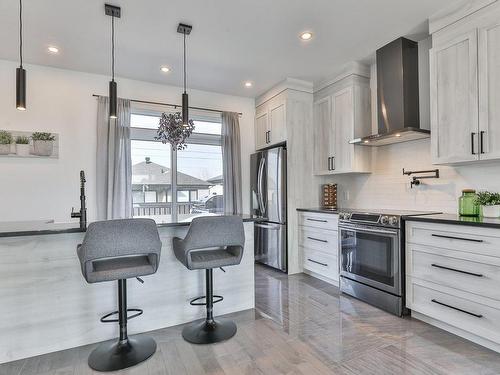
351,37,429,146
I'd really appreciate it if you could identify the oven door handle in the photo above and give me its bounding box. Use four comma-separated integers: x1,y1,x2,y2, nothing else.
339,225,399,236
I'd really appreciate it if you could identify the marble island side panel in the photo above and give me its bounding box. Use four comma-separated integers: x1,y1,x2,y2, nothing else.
0,222,255,364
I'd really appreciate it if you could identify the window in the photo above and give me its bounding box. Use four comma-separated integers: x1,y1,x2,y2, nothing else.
130,106,223,223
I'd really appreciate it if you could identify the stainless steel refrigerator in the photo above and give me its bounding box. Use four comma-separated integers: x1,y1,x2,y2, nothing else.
251,146,287,272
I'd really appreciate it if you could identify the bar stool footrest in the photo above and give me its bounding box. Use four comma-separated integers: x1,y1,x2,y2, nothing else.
100,308,143,323
189,295,223,306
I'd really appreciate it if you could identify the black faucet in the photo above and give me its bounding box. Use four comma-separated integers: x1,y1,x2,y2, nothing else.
71,170,87,231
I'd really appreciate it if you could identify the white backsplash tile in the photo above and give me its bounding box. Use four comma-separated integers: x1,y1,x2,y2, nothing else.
322,139,500,213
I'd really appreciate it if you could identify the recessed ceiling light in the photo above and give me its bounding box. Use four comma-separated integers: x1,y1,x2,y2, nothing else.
160,66,170,73
363,140,369,144
300,31,313,41
47,46,59,54
395,133,401,137
244,81,253,88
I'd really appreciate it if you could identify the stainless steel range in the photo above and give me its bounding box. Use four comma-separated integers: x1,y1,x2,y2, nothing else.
338,209,437,316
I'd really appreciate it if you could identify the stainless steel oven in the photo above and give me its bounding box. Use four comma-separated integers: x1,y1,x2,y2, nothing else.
338,211,404,316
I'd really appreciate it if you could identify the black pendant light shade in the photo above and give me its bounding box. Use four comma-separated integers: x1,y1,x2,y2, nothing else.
16,0,26,111
178,23,192,125
105,4,120,119
16,67,26,111
182,92,189,125
109,80,117,119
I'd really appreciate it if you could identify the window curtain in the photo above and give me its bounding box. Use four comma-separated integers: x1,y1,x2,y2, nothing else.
221,111,242,214
96,96,133,220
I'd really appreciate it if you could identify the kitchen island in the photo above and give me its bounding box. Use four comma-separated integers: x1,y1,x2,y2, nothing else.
0,215,257,364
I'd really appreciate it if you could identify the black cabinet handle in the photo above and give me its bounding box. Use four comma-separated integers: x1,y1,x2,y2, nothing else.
307,236,328,243
331,156,335,170
471,132,476,155
431,299,483,318
328,157,331,171
306,218,328,223
431,263,483,277
307,258,328,267
431,234,483,243
480,131,485,154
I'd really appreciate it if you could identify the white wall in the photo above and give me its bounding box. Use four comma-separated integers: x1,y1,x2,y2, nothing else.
0,59,255,223
324,139,500,213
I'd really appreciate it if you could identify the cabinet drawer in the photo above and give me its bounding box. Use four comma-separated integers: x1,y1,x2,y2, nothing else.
409,245,500,301
409,282,500,345
299,227,338,255
406,221,500,258
298,212,338,231
302,247,338,281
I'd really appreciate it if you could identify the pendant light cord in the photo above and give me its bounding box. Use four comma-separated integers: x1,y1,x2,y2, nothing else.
111,15,115,82
183,32,186,94
19,0,23,68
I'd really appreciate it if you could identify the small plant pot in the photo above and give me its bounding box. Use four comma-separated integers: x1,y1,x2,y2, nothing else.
33,140,54,156
481,205,500,218
16,144,30,157
0,144,11,155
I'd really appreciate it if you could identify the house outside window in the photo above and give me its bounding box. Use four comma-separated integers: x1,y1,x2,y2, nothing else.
130,105,223,223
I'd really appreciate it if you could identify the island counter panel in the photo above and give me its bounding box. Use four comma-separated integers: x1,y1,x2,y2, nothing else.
0,223,255,364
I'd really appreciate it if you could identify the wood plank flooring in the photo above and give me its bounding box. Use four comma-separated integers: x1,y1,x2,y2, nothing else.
2,264,500,374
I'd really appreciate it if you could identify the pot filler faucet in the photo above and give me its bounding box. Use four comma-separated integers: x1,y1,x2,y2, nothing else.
71,170,87,231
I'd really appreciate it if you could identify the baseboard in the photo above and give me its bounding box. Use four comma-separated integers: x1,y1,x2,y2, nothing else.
411,311,500,353
303,269,339,286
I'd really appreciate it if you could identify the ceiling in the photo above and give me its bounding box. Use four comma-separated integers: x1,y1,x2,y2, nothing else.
0,0,459,97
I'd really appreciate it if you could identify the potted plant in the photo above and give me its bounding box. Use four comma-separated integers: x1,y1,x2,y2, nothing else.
0,130,13,155
15,135,31,156
31,132,55,156
475,191,500,218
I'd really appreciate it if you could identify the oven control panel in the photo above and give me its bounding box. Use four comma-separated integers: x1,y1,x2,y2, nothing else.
339,211,401,228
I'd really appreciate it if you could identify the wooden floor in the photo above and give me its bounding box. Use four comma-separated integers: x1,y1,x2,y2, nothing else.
2,265,500,375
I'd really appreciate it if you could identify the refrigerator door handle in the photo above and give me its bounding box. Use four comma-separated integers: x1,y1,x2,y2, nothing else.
257,156,265,215
276,148,282,223
260,157,267,213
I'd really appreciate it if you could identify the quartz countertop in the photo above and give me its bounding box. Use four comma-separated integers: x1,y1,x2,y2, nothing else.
0,214,261,238
296,207,339,214
403,213,500,229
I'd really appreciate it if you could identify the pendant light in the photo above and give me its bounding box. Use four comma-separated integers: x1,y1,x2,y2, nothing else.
105,4,120,119
177,23,192,126
16,0,26,111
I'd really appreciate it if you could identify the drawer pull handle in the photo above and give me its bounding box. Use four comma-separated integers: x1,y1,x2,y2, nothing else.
307,236,328,243
431,234,483,243
306,218,328,223
431,263,483,277
307,258,328,267
431,299,483,318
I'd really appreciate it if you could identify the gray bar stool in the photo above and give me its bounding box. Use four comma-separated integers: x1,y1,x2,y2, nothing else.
173,215,245,344
77,218,162,372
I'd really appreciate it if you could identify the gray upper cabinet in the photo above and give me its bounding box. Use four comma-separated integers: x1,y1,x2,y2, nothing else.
255,108,269,150
313,73,371,175
430,1,500,164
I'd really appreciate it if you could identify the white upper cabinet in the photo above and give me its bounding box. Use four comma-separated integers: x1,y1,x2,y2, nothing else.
255,109,269,150
313,73,371,175
254,93,287,150
430,30,479,164
430,1,500,164
478,7,500,160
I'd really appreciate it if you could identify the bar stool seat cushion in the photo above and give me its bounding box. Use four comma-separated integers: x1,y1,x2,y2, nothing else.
173,216,245,270
77,218,162,283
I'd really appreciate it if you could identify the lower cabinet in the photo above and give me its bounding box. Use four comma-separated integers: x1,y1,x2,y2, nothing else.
298,212,339,285
406,221,500,352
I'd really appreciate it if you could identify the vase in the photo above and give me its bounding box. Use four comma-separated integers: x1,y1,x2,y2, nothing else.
481,205,500,218
0,144,11,155
33,140,54,156
16,144,30,157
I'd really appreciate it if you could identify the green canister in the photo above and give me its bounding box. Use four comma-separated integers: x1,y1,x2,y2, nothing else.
458,189,479,217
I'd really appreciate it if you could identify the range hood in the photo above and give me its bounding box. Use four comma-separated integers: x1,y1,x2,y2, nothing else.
351,37,430,146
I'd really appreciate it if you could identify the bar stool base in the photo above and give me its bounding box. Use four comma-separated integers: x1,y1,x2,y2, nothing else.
182,318,237,344
88,336,156,372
